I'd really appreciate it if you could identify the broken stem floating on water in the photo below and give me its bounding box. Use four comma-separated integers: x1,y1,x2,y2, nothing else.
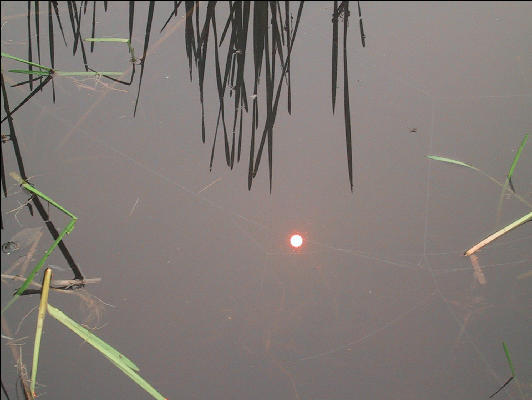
30,268,52,397
464,211,532,256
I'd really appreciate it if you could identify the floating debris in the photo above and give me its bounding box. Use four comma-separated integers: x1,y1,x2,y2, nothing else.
3,227,43,255
1,241,19,255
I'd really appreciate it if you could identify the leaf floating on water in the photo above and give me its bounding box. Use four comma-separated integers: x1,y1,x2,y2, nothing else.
426,155,478,170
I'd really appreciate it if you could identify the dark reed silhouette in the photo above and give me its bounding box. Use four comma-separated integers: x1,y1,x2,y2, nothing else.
1,72,84,284
5,1,367,193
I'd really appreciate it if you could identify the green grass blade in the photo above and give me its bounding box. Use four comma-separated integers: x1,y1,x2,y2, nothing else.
1,52,52,71
507,134,528,180
502,342,515,377
47,305,167,400
426,155,479,171
46,304,139,371
427,156,532,209
104,354,167,400
84,38,135,59
2,52,122,78
488,342,517,398
1,219,76,314
10,172,76,219
85,37,130,43
53,71,123,76
31,268,53,397
495,134,529,226
8,69,51,76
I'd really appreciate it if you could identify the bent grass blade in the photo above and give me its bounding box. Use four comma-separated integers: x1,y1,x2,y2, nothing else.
1,52,52,71
2,173,78,314
47,304,166,400
426,155,531,208
506,134,529,186
30,268,52,397
489,342,516,398
495,134,528,225
10,172,75,218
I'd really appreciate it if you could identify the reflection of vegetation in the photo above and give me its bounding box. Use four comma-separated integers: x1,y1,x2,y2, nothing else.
173,1,364,190
332,1,356,191
171,2,306,191
0,52,123,124
3,2,367,191
1,72,81,279
1,3,368,397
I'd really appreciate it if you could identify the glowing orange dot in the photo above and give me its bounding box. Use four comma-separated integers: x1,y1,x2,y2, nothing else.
290,234,303,248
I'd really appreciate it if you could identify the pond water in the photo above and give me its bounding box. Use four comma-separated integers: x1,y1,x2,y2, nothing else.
1,2,531,399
